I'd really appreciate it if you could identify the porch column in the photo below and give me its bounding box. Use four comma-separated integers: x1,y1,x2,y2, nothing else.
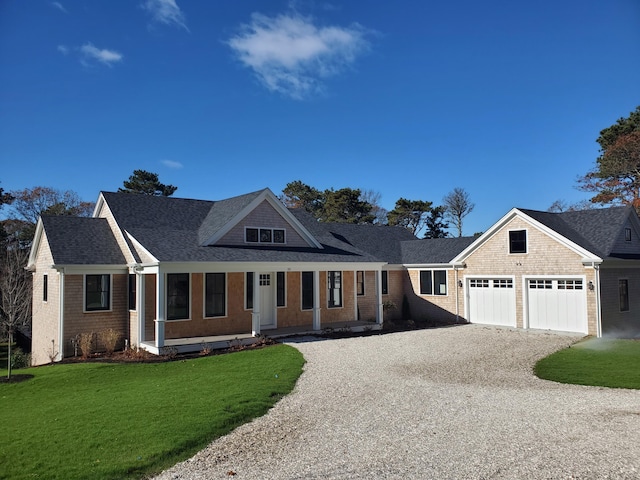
375,269,383,325
137,273,145,345
252,272,261,336
313,270,321,330
155,270,165,348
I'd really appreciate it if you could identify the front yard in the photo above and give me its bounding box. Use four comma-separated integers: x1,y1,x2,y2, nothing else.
535,337,640,389
0,344,305,480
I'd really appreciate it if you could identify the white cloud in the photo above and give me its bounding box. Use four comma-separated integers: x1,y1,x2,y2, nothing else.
142,0,189,32
227,12,371,99
79,43,123,67
57,45,69,55
51,1,67,13
161,159,184,169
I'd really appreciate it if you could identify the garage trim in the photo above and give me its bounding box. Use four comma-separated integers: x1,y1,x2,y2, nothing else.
464,275,517,327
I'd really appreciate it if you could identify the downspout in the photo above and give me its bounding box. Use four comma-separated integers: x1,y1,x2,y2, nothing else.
454,267,459,323
58,268,65,361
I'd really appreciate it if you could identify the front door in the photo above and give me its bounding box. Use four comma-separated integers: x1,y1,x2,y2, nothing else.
259,273,276,329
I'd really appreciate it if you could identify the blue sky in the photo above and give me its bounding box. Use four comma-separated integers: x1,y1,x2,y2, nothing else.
1,0,639,235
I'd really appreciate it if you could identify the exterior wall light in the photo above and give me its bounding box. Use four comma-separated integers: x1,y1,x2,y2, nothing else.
588,281,594,291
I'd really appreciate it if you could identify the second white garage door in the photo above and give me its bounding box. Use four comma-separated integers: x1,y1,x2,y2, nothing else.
468,278,516,327
527,278,588,334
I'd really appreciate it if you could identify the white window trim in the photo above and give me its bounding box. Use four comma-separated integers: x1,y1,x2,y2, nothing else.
244,226,287,245
203,272,228,319
419,269,448,296
166,273,191,322
508,228,528,255
83,273,113,313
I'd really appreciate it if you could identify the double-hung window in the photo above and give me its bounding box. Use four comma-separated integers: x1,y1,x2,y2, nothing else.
85,274,110,311
205,273,226,317
356,271,365,296
381,271,388,295
276,272,286,307
619,279,630,312
167,273,189,320
419,270,447,295
328,271,342,308
301,272,314,310
43,274,48,302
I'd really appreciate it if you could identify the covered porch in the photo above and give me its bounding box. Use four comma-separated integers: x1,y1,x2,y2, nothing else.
132,261,386,355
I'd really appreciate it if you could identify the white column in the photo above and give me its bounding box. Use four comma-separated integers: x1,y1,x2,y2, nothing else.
313,270,321,330
375,269,383,325
252,272,261,336
137,273,145,345
155,271,165,348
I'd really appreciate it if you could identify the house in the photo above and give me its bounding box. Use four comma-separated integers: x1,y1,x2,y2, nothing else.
26,188,640,366
26,188,416,365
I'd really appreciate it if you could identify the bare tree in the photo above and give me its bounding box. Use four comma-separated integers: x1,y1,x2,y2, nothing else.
360,189,388,225
443,187,475,237
0,244,32,378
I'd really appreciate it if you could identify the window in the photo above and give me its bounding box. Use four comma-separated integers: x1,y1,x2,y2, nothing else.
167,273,189,320
509,230,527,254
558,280,582,290
356,271,365,296
85,274,110,311
420,270,447,295
277,272,286,307
246,272,254,309
328,271,342,308
301,272,314,310
245,227,286,244
625,228,632,242
529,280,552,289
205,273,226,317
43,274,48,302
381,270,388,295
128,274,136,310
620,279,629,312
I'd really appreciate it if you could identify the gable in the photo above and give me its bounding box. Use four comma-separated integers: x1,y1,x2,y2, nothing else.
215,199,311,247
610,214,640,258
463,216,590,271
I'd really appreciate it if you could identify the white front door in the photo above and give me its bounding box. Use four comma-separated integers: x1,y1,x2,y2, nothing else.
259,273,276,329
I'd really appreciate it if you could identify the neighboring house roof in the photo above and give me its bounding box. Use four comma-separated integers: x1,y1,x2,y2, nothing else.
401,236,477,265
520,206,635,259
40,216,127,265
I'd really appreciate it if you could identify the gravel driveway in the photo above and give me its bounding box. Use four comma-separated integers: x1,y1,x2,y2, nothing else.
154,325,640,479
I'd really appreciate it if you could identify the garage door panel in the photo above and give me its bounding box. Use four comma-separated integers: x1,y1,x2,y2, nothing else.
468,278,516,327
527,279,587,334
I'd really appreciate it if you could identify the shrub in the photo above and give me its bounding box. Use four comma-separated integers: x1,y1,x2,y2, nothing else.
99,328,121,355
78,332,95,359
11,347,31,369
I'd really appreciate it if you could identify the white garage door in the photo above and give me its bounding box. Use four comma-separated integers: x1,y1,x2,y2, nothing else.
468,278,516,327
527,279,588,333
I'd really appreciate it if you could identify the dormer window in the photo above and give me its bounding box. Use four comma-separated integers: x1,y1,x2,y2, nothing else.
509,229,527,254
246,227,286,244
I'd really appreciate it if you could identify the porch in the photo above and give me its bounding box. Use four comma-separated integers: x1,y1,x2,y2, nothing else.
140,320,380,355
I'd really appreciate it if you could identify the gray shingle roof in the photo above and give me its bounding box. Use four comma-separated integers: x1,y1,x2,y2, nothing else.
520,206,633,258
41,216,126,265
401,237,477,264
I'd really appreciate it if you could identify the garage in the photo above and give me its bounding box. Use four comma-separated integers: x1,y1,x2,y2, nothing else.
526,278,588,333
468,278,516,327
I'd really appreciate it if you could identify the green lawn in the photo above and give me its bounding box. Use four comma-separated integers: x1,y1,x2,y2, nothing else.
535,338,640,389
0,344,305,480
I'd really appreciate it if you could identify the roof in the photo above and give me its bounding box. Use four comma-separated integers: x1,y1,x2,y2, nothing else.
519,206,634,258
401,236,477,264
40,216,126,265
